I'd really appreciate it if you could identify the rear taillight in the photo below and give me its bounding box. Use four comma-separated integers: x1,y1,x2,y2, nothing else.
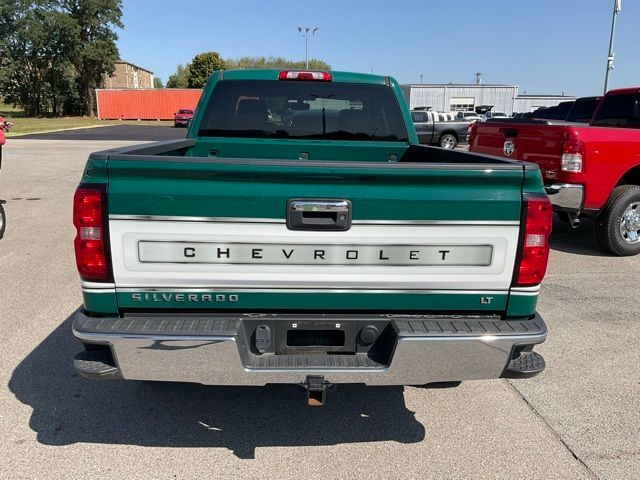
278,70,332,81
73,186,111,281
516,194,553,286
467,123,476,144
561,139,584,172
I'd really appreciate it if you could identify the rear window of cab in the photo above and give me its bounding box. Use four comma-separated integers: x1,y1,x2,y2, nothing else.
198,80,409,141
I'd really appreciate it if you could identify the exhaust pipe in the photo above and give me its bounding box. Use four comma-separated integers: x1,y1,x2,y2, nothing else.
569,213,581,229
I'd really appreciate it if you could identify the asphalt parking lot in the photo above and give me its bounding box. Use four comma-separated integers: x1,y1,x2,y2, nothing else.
0,128,638,479
19,124,187,141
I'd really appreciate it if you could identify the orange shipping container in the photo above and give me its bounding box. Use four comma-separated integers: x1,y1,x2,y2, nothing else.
96,89,203,120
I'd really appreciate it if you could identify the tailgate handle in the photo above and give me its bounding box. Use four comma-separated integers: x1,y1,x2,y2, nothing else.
287,199,352,231
500,128,518,138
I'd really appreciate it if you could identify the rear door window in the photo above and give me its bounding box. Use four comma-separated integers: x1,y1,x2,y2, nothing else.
411,112,429,122
591,93,640,127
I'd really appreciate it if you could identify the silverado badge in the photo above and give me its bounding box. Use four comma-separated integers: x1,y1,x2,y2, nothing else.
503,139,515,156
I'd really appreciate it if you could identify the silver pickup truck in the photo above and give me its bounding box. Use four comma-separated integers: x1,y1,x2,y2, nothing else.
410,110,471,149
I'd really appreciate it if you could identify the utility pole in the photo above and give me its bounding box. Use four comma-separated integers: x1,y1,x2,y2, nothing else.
419,74,423,84
475,72,482,85
297,26,319,69
604,0,622,94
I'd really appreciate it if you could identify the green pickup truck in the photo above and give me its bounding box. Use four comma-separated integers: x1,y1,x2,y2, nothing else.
72,69,551,405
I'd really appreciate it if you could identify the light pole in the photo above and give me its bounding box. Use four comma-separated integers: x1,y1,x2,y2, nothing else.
298,26,319,69
604,0,622,94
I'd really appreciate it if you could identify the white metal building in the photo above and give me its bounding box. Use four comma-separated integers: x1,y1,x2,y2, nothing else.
401,84,575,115
512,95,577,113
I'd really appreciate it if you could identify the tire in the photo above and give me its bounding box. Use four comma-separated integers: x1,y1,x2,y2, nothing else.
594,185,640,256
438,133,458,149
0,203,5,239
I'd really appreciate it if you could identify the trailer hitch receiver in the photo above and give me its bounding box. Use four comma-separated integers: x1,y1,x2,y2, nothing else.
301,375,334,406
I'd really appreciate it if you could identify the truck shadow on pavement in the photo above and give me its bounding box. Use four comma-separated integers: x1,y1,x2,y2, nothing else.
549,216,613,257
9,310,425,459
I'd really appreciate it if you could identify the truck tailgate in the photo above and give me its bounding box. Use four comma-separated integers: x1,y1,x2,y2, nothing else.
470,121,568,175
105,158,525,312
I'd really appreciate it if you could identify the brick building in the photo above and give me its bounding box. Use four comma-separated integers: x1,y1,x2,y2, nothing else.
103,60,154,89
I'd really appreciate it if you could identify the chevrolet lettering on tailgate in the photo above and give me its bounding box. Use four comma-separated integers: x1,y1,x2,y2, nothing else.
138,242,493,266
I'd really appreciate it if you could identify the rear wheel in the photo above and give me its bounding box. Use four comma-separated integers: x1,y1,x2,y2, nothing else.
438,133,458,149
594,185,640,256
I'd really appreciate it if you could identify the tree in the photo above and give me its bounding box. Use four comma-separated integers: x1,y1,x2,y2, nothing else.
0,3,79,116
225,56,331,71
58,0,123,116
187,51,225,88
0,0,123,117
153,76,164,88
166,64,190,88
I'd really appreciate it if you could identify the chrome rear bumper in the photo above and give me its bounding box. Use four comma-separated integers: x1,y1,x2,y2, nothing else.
545,183,584,212
72,311,547,386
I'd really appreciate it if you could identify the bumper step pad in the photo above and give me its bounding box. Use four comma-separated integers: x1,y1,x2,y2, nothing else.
73,349,122,380
503,351,546,378
75,315,241,336
394,316,544,336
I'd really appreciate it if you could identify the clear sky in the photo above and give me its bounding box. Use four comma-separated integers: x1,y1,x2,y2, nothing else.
117,0,639,96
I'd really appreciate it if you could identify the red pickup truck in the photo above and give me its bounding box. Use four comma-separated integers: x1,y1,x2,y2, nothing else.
469,87,640,256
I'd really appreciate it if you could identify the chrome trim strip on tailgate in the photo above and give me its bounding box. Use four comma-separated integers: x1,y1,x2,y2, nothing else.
354,220,519,225
109,214,518,226
116,287,507,294
110,215,283,223
82,281,116,289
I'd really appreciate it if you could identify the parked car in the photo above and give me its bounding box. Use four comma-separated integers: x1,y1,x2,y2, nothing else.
483,111,509,121
541,106,558,119
565,96,602,123
173,108,194,127
469,87,640,256
71,69,551,404
410,109,471,149
531,107,548,118
455,111,482,122
548,101,575,120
